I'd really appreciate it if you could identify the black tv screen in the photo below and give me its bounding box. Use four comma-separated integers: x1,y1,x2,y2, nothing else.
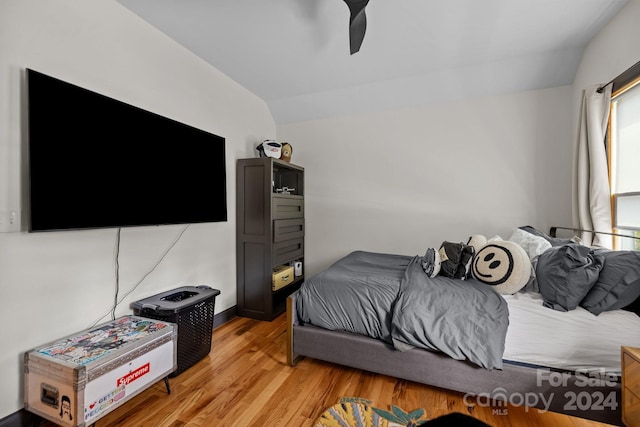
26,68,227,232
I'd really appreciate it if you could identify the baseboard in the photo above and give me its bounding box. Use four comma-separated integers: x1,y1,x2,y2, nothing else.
213,305,236,328
1,306,237,427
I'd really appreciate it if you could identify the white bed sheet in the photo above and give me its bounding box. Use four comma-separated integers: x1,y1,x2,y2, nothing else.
502,291,640,374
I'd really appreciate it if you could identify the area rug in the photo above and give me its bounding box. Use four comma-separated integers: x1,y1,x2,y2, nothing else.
314,397,491,427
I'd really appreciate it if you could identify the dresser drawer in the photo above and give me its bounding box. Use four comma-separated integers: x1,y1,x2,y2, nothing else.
273,218,304,243
624,352,640,397
623,386,640,427
273,238,303,265
273,196,303,219
623,347,640,427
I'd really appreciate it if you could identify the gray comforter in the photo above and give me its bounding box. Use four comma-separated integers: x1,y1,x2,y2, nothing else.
297,251,509,370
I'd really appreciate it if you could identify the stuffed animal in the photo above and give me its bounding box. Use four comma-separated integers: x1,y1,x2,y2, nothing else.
422,239,476,280
421,234,531,295
467,234,487,253
421,247,441,278
437,241,475,279
281,143,293,162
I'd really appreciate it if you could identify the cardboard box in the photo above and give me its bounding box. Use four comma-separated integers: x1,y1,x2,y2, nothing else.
272,265,294,291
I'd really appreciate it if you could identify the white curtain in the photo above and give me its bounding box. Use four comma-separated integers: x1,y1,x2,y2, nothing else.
572,84,613,248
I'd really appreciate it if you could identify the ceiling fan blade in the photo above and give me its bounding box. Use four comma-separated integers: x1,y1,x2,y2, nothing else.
343,0,370,54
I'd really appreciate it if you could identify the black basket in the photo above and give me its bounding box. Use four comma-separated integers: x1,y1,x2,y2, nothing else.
132,286,220,377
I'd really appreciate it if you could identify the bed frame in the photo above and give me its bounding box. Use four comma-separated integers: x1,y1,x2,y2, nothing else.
286,226,628,426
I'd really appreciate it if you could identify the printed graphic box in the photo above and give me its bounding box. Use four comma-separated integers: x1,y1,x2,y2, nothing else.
24,315,177,427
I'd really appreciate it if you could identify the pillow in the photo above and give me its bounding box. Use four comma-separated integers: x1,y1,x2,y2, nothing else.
580,249,640,315
509,228,552,260
536,244,603,312
472,241,531,294
508,228,552,293
518,225,574,247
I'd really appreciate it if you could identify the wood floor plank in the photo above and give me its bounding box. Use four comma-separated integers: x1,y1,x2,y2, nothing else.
37,313,619,427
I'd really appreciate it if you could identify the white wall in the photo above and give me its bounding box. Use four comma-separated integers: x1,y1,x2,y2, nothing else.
573,0,640,104
572,0,640,138
0,0,275,419
279,87,574,275
280,0,640,280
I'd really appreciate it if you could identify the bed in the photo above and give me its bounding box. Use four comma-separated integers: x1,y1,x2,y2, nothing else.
286,227,640,425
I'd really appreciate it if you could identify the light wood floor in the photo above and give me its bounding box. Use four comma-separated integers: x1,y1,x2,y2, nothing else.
42,314,618,426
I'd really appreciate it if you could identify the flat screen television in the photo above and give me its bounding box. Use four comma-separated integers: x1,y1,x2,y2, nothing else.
26,68,227,232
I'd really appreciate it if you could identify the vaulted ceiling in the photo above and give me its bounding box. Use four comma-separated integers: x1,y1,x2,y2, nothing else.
117,0,628,123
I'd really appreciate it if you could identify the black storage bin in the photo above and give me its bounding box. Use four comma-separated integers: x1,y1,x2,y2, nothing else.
132,285,220,377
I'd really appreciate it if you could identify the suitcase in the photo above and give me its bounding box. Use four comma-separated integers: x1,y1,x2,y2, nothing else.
24,315,177,427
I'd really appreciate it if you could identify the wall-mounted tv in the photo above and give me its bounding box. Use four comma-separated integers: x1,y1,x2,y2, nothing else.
26,68,227,232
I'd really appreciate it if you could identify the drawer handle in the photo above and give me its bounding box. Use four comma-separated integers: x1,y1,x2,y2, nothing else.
40,383,59,408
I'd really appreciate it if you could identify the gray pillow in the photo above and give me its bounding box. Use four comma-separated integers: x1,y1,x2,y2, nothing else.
536,244,603,312
580,249,640,315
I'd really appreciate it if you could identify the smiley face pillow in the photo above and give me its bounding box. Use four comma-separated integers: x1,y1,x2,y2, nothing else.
472,240,531,294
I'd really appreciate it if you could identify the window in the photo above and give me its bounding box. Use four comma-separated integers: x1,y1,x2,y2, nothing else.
609,77,640,250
